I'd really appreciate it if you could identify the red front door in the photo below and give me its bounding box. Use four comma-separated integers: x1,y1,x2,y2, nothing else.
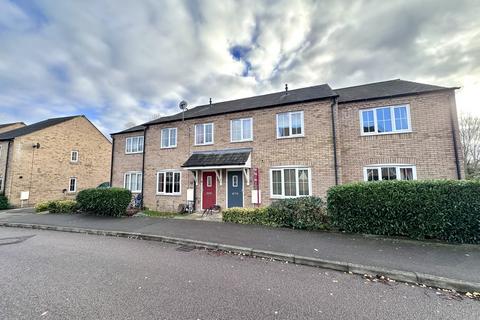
202,172,216,209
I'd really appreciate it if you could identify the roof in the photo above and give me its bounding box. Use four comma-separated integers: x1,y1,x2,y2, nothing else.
182,148,252,168
110,79,457,135
0,122,25,130
146,84,337,126
111,124,145,136
334,79,457,103
0,116,79,140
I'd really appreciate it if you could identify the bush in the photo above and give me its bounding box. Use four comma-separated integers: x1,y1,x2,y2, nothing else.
0,195,10,210
223,207,274,226
76,188,132,217
35,200,77,213
327,180,480,244
268,196,329,230
223,197,329,230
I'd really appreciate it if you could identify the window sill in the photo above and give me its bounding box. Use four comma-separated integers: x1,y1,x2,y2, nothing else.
231,139,253,143
194,143,214,147
276,135,305,140
270,195,310,199
160,146,177,149
360,130,412,137
156,193,182,197
125,151,144,155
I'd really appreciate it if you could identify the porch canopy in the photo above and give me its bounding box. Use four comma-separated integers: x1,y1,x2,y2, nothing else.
181,148,252,185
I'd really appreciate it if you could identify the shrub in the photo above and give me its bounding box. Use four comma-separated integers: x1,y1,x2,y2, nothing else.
327,180,480,244
268,196,329,230
223,197,329,230
0,195,10,210
223,207,274,226
35,200,77,213
76,188,132,217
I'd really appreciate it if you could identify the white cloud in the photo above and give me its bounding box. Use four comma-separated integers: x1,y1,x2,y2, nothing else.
0,0,479,134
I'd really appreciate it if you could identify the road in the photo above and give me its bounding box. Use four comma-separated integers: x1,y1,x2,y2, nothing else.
0,227,478,319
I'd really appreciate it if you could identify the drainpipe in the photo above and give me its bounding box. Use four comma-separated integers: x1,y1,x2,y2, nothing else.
2,140,11,196
109,136,115,187
449,92,462,179
330,96,339,185
140,126,148,208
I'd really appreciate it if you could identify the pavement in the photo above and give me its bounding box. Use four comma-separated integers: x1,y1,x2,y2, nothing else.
1,227,479,320
1,208,479,291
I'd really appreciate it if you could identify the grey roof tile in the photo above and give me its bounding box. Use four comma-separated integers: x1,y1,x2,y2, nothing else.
182,148,252,167
0,116,79,140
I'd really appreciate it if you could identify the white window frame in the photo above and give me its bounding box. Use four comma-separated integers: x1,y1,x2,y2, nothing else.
269,167,312,199
363,164,417,181
68,177,77,193
0,175,3,192
156,170,182,195
70,150,79,162
161,128,177,149
276,111,305,139
125,136,144,154
360,104,412,136
230,118,253,142
194,123,214,145
124,171,142,193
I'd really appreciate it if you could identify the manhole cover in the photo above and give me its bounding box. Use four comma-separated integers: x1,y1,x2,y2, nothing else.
176,245,195,252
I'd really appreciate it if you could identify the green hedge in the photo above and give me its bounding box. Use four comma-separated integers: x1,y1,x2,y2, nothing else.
223,197,328,230
76,188,132,217
35,200,77,213
223,207,275,226
328,180,480,244
0,195,10,210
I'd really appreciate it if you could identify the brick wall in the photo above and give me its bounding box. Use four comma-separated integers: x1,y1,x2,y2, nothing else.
141,99,335,212
110,131,145,190
5,117,112,206
337,90,463,182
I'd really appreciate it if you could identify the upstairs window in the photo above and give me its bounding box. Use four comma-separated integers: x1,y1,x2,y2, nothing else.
195,123,214,145
360,105,411,135
364,165,416,181
157,171,181,195
125,136,144,153
70,150,79,162
231,118,253,142
270,167,311,198
161,128,177,148
68,177,77,193
124,172,142,193
277,111,304,138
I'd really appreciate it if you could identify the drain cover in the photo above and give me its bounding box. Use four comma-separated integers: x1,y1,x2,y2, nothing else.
176,245,195,252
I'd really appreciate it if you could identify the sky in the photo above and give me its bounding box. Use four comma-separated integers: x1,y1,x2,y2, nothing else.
0,0,479,135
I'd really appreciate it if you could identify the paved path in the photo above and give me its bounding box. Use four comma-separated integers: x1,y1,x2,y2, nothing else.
1,228,478,320
1,209,479,284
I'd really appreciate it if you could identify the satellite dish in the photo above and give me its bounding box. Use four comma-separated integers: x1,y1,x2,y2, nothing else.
179,100,188,110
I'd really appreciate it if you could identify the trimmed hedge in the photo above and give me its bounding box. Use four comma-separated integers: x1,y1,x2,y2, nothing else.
223,197,328,230
0,195,10,210
223,207,275,226
35,200,77,213
76,188,132,217
328,180,480,244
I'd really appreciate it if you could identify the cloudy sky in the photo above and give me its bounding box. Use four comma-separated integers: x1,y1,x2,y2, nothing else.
1,0,479,134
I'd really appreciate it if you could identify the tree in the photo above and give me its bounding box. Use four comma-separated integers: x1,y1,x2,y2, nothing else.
460,115,480,179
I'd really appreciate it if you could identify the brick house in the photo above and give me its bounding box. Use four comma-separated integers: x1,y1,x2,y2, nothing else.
110,79,463,212
0,115,112,207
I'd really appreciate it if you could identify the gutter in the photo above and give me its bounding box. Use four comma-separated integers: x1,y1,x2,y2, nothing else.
2,140,11,196
449,93,462,179
109,136,115,186
140,126,148,208
330,97,339,185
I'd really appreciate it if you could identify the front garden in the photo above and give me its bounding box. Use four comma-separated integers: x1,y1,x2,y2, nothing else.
224,180,480,244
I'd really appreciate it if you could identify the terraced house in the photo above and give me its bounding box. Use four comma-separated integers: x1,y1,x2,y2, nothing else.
110,79,463,212
0,116,111,207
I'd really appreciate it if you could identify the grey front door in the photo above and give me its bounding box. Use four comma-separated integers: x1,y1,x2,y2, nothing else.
227,171,243,208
